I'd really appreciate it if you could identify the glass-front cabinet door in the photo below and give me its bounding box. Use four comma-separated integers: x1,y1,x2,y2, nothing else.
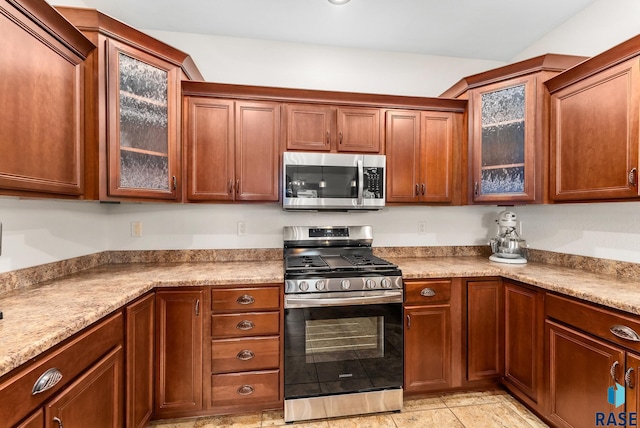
107,40,179,200
470,76,536,203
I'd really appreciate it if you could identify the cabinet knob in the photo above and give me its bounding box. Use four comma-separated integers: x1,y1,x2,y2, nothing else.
326,131,330,146
421,183,425,195
172,175,177,190
626,367,635,389
474,181,479,196
32,368,63,395
610,324,640,342
339,132,343,145
236,349,255,361
236,320,255,330
53,417,64,428
236,179,240,194
415,184,419,196
406,314,411,330
237,384,254,396
228,180,234,194
236,294,255,305
610,360,620,382
629,168,638,186
420,288,436,297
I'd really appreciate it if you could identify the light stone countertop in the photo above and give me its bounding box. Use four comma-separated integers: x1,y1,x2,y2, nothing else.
1,256,640,379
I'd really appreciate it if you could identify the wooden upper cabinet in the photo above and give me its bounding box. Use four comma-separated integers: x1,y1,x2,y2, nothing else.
469,76,537,203
285,104,381,153
185,97,235,201
235,101,280,201
184,95,280,202
442,54,587,204
107,39,181,200
386,109,459,204
55,6,203,202
0,0,94,198
547,54,640,201
285,104,333,151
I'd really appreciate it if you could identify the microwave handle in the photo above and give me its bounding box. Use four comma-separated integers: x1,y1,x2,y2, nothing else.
357,159,364,206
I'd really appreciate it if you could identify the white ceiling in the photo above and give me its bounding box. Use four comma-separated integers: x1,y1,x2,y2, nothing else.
80,0,598,61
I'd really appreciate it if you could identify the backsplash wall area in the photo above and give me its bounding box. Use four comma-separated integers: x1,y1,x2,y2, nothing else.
0,0,634,273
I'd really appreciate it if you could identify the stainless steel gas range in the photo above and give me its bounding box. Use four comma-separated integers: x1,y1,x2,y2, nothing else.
283,225,403,423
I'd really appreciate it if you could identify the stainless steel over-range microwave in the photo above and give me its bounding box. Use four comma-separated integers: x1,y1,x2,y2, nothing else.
282,152,386,211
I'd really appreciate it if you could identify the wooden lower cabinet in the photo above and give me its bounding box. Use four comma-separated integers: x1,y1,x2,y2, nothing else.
210,284,282,413
466,278,504,383
155,289,205,418
502,280,543,406
126,293,155,428
546,320,623,427
403,279,462,393
45,346,124,428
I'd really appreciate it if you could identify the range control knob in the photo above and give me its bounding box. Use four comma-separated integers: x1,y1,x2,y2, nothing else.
315,280,326,291
365,279,377,289
299,281,309,292
340,279,351,290
381,278,392,289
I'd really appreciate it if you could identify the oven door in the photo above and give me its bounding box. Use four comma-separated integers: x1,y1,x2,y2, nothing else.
283,291,403,401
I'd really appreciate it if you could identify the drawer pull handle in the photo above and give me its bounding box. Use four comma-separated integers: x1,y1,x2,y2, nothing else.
53,417,63,428
629,168,638,186
236,320,255,330
626,367,635,389
610,325,640,342
236,294,255,305
236,349,255,361
32,368,63,395
237,384,254,396
611,360,620,382
420,288,436,297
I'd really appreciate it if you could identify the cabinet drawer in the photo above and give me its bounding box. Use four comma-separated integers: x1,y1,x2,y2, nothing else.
212,337,280,373
546,293,640,352
404,280,451,304
211,370,280,408
0,312,123,428
212,287,280,312
212,312,280,338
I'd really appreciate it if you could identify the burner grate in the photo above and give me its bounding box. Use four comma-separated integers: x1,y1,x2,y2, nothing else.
341,254,394,267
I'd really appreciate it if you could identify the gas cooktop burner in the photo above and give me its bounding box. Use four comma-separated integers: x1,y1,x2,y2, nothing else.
341,253,392,266
285,255,330,271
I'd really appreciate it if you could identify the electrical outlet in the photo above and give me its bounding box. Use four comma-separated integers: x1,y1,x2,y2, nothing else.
418,221,427,235
130,221,142,238
237,221,247,236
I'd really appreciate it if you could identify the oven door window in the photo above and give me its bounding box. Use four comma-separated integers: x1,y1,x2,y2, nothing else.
284,303,403,399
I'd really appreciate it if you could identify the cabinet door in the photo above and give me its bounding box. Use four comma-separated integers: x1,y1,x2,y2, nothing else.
466,279,504,381
16,410,43,428
107,39,180,200
549,58,640,201
184,97,235,201
386,110,420,203
546,320,623,428
504,281,542,403
419,112,454,203
337,107,381,153
45,346,123,428
155,289,204,416
0,4,88,196
404,305,452,392
235,101,280,201
285,104,333,151
626,352,640,416
470,75,536,203
126,293,155,428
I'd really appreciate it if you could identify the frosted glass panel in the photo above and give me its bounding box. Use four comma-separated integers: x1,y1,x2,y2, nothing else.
479,84,526,195
118,53,169,190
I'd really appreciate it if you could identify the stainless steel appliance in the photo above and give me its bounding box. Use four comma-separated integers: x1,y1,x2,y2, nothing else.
489,210,529,264
283,225,403,422
282,152,386,211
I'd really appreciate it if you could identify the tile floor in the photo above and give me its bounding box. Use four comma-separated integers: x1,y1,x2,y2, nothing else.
148,388,550,428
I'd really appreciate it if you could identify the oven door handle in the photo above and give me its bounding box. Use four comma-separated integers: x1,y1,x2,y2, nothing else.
285,292,402,308
357,159,364,206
